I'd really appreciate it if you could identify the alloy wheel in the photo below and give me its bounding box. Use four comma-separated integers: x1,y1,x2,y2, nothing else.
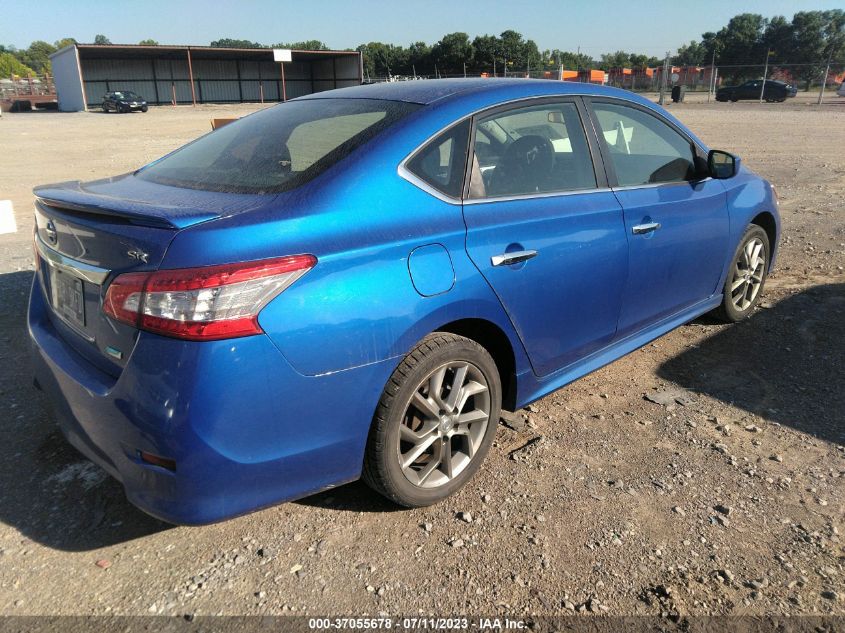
397,361,491,489
730,237,766,311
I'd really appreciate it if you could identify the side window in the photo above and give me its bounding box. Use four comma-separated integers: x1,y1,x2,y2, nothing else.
469,102,596,199
591,102,696,186
406,120,470,198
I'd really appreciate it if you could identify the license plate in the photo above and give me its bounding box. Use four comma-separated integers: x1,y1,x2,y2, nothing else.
51,268,86,328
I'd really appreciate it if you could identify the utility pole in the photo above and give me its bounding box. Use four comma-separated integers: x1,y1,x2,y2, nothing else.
463,62,466,78
574,46,582,82
658,52,669,105
504,58,507,78
817,46,834,105
493,58,496,78
412,64,417,80
707,48,716,103
759,49,772,103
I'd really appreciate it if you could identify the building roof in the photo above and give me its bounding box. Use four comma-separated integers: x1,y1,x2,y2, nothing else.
50,43,359,62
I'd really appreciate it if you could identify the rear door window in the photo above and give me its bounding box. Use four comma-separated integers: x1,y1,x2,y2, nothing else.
468,101,596,199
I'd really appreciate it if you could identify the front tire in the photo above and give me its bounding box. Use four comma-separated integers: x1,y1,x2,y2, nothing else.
362,333,502,507
713,225,770,322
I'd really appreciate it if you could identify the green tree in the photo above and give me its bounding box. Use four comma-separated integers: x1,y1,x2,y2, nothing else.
210,38,264,48
407,41,432,75
357,42,407,77
432,32,473,75
54,37,77,50
789,10,845,90
762,16,792,61
17,40,56,74
93,34,111,45
674,40,707,65
498,30,524,69
600,50,632,68
549,49,594,70
523,38,541,72
138,39,159,46
713,13,769,81
0,51,34,77
630,53,661,67
471,34,501,72
273,40,329,50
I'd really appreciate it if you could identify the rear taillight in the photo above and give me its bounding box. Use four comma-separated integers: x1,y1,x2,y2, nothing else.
103,255,316,341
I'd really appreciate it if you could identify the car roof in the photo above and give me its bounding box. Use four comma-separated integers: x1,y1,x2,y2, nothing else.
299,78,637,106
297,78,708,152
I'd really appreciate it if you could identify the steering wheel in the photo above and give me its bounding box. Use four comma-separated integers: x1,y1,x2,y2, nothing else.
489,135,555,196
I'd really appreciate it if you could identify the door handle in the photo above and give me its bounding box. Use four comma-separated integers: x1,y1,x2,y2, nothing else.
632,222,661,235
491,250,538,267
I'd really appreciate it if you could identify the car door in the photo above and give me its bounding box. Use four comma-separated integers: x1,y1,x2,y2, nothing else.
586,99,729,338
741,81,760,99
462,98,628,376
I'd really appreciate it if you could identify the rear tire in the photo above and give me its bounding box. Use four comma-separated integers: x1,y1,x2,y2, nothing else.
362,333,501,507
713,225,770,322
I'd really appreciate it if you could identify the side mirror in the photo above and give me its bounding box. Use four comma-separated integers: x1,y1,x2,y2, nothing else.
708,149,739,179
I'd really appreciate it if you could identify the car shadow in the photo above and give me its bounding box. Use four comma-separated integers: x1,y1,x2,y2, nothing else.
294,480,405,513
658,283,844,445
0,270,170,552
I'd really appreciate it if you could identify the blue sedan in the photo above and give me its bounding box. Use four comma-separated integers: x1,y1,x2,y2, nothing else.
28,79,780,523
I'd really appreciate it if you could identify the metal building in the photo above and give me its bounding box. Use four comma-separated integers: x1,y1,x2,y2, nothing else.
49,44,363,112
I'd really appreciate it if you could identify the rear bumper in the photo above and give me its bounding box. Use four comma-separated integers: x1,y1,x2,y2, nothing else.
28,279,393,524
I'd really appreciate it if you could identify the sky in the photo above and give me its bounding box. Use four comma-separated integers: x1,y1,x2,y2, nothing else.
1,0,842,57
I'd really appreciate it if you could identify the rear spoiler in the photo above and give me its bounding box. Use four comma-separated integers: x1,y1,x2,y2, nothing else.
33,178,221,229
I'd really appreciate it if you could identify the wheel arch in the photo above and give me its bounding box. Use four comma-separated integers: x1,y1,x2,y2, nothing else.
434,318,518,412
750,211,777,264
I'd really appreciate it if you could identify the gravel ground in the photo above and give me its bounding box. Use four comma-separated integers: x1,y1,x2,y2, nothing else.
0,98,842,619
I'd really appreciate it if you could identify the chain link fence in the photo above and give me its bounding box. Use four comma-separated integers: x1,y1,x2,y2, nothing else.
367,61,844,103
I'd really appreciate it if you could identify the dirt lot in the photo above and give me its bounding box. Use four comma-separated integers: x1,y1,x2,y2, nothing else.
0,97,843,621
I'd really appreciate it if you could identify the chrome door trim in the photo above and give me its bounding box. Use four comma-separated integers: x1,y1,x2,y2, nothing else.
397,163,462,206
463,186,613,206
611,178,713,193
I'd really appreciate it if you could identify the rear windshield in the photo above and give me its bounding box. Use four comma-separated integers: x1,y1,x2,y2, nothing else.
137,98,421,193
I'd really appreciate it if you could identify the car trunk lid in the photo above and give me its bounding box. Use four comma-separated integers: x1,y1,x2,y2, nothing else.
32,175,277,376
